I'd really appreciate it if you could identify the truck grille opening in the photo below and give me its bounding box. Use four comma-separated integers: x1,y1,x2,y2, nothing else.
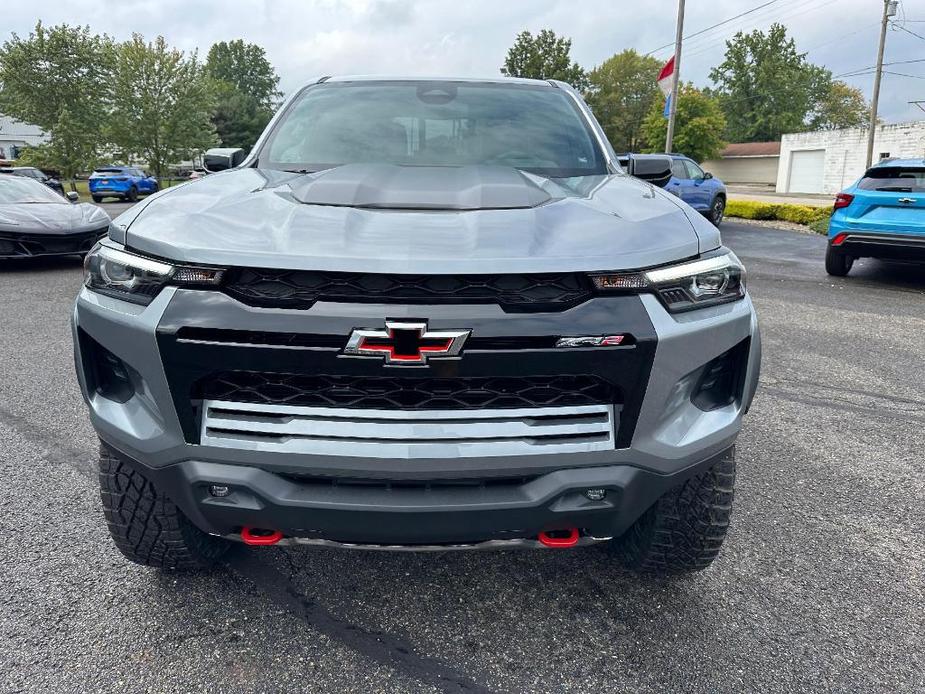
221,268,594,312
200,400,617,457
195,372,618,410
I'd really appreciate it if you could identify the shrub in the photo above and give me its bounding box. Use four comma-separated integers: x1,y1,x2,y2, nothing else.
726,199,831,234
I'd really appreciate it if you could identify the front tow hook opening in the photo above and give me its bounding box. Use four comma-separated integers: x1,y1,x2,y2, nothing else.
537,528,580,548
240,527,284,546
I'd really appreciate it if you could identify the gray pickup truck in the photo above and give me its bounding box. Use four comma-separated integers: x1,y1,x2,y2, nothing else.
73,76,760,574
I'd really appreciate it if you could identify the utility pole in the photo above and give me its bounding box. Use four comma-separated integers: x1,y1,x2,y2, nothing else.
866,0,897,168
665,0,685,153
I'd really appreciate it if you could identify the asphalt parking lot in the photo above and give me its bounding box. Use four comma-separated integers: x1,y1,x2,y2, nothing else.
1,210,923,693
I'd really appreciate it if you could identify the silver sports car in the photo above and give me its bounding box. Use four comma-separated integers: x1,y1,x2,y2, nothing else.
0,175,110,258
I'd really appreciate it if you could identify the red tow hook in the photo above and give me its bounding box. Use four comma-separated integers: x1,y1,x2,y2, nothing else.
538,528,580,548
240,527,284,546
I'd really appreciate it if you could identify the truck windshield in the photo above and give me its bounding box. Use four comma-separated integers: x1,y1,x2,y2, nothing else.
858,166,925,192
258,81,607,178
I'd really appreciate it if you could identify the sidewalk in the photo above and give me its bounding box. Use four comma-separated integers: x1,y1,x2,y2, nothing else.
727,184,834,207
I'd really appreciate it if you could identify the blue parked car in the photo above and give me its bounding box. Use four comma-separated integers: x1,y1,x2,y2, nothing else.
88,166,159,203
619,153,727,226
826,158,925,276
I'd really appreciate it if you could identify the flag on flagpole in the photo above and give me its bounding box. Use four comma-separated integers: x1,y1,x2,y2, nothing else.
663,93,671,119
656,55,675,97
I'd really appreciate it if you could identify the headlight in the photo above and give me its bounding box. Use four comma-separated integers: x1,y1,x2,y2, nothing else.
84,244,224,305
590,251,745,313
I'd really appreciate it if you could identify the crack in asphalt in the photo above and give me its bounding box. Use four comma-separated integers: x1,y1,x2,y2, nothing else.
764,376,925,408
228,549,499,694
0,403,96,478
757,384,925,423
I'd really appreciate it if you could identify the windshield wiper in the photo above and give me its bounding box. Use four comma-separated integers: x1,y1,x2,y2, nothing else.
282,168,315,174
875,186,913,192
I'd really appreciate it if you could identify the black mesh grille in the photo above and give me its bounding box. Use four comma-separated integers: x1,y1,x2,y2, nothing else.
221,268,594,312
196,372,618,410
0,228,107,257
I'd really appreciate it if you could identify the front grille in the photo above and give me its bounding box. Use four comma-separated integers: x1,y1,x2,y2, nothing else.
0,228,107,257
221,268,594,312
200,400,616,458
196,372,618,410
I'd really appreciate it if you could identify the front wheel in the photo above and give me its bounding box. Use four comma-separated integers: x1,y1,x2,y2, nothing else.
98,443,229,569
611,447,735,574
825,245,854,276
709,196,725,226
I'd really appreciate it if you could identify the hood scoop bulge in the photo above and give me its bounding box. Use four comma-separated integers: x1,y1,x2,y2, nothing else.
287,163,553,211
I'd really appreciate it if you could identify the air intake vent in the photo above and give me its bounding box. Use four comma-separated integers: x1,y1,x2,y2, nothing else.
196,372,619,410
221,268,594,312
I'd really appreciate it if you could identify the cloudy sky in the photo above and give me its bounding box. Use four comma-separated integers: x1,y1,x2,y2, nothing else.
4,0,925,125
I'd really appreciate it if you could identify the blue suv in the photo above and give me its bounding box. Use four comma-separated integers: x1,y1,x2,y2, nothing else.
88,166,159,203
826,159,925,276
619,153,727,225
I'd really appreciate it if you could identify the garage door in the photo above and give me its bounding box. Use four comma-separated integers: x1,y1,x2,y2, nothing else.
787,149,825,193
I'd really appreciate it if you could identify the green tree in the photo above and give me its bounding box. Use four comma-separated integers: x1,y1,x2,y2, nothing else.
709,23,819,142
0,22,114,188
585,49,663,152
501,29,587,90
807,79,869,131
205,40,282,151
109,34,217,180
641,84,726,162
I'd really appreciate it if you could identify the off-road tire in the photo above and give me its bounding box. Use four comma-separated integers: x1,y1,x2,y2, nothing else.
613,447,736,574
825,245,853,276
98,443,229,569
709,196,725,226
92,195,103,203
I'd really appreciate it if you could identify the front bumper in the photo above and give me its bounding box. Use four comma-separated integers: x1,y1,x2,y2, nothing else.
0,227,107,258
73,283,761,544
105,442,733,543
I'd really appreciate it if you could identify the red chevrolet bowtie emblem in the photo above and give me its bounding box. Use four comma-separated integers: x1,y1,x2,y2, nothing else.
342,321,471,365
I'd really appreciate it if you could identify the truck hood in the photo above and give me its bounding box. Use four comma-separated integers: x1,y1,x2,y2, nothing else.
117,166,718,273
0,201,109,235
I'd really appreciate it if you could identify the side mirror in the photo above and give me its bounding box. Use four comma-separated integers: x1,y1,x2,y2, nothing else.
703,172,713,180
66,191,80,203
203,147,246,173
626,155,673,188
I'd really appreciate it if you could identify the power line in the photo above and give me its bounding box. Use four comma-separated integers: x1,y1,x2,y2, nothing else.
883,70,925,80
649,0,805,57
644,0,780,55
891,22,925,41
834,58,925,79
681,0,842,61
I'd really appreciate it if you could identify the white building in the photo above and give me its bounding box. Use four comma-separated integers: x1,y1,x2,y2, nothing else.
701,142,780,186
0,115,49,161
776,121,925,195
